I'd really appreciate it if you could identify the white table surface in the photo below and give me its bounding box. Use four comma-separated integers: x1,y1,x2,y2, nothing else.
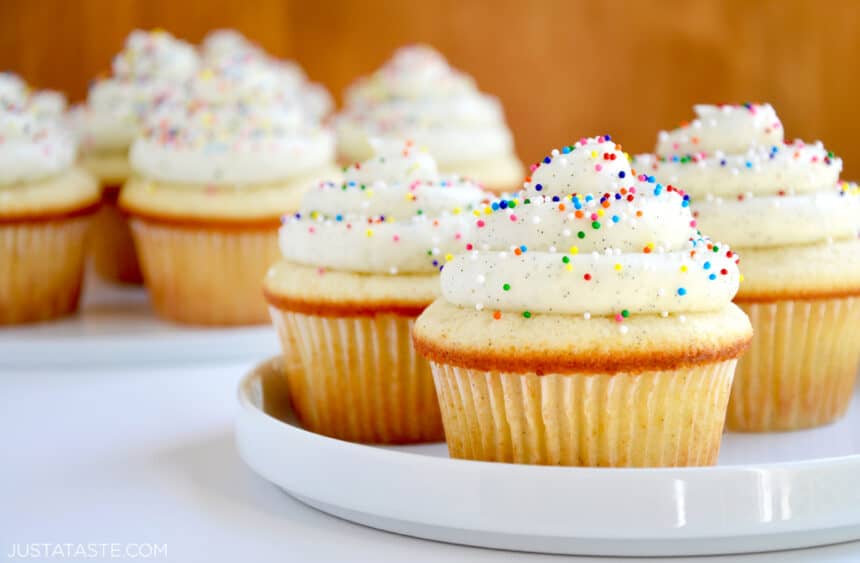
3,359,860,563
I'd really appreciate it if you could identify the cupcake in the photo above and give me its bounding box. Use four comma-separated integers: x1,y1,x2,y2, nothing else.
70,29,199,284
119,56,338,326
638,104,860,431
413,136,752,467
263,140,487,443
336,45,523,194
0,79,99,324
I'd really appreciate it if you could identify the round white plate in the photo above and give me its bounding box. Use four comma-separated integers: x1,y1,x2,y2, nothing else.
0,276,278,368
236,358,860,557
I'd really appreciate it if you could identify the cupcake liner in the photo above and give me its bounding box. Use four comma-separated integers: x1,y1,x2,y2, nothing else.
269,307,444,444
90,187,142,284
130,218,278,325
728,297,860,431
429,360,738,467
0,216,91,324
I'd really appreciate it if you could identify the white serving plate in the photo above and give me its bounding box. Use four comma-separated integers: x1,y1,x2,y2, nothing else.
236,358,860,557
0,276,278,368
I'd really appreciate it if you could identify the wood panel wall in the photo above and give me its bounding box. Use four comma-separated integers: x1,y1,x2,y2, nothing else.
2,0,858,175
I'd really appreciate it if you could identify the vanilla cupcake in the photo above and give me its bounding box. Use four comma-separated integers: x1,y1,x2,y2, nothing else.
0,87,98,324
337,45,523,194
638,104,860,431
69,30,199,284
263,140,486,443
119,58,338,326
413,136,752,467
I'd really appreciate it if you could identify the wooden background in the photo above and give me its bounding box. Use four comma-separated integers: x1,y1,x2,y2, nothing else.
1,0,858,176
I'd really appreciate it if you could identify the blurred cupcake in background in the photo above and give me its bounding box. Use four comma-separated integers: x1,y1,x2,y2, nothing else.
264,140,487,443
119,54,338,326
0,74,98,323
638,104,860,431
337,45,524,194
70,29,199,285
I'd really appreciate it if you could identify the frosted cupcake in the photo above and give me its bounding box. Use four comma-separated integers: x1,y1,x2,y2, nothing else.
263,141,486,443
337,45,523,194
120,59,338,326
638,104,860,431
70,29,199,284
413,136,752,467
0,88,98,323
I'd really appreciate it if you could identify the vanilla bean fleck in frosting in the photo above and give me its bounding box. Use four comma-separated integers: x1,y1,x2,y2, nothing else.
337,45,515,166
636,104,859,248
278,140,487,274
440,136,741,323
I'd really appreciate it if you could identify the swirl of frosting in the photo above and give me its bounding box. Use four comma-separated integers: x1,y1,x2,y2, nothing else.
0,99,76,184
184,57,301,106
657,104,783,155
440,136,741,317
30,90,67,118
129,43,336,186
345,45,475,105
201,29,266,63
639,104,857,248
200,30,332,120
129,101,333,185
0,72,28,105
183,55,331,120
112,29,199,81
338,46,515,165
0,73,66,119
278,141,487,274
73,30,199,153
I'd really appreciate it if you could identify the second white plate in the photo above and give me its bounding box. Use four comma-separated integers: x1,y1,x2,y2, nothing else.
0,276,279,368
236,358,860,557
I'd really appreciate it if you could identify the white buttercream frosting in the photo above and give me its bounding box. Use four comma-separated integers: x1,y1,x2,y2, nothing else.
638,104,857,248
0,73,66,118
129,101,333,185
337,45,515,166
278,141,487,274
200,29,332,120
0,72,28,105
128,38,336,185
657,104,783,156
72,30,200,153
30,90,67,118
201,29,266,63
0,99,76,185
439,136,741,317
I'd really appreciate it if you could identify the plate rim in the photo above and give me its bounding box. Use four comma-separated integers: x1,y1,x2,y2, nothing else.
239,356,860,473
236,357,860,555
